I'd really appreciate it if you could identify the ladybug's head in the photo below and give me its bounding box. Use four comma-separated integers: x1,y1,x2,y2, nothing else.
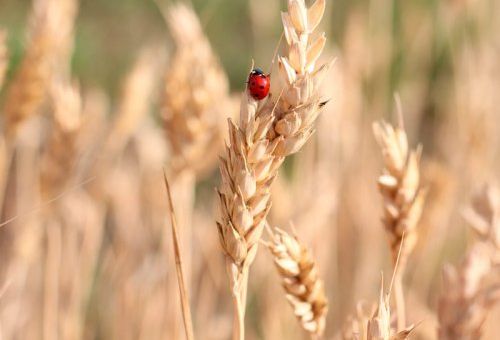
251,68,265,76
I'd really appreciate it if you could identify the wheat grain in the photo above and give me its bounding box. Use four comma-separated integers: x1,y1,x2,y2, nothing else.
266,227,328,338
438,185,500,340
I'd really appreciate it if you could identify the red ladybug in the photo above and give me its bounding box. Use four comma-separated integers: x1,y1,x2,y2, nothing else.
247,68,270,100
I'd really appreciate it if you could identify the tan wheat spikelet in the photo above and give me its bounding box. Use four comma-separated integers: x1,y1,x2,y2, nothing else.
162,3,230,177
272,0,331,158
343,279,415,340
438,185,500,340
367,280,414,340
0,29,7,90
266,227,328,337
2,0,78,139
373,118,426,268
40,78,82,199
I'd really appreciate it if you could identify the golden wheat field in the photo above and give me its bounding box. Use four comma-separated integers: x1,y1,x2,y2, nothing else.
0,0,499,339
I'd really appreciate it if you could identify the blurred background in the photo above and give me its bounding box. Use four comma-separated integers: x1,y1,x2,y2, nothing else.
0,0,499,339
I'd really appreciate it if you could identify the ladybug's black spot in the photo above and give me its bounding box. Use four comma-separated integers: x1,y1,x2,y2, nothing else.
260,85,264,89
251,82,256,86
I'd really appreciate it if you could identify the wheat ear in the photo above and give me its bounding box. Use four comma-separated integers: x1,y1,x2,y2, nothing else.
266,227,328,338
438,185,500,340
104,47,158,157
2,0,77,140
373,116,426,329
272,0,330,157
162,3,230,177
40,78,82,200
217,2,330,339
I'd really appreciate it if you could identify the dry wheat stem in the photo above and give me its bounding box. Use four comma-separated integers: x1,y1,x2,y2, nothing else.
0,29,7,90
438,185,500,340
266,227,328,338
373,116,426,330
0,29,8,211
216,1,330,338
163,171,195,340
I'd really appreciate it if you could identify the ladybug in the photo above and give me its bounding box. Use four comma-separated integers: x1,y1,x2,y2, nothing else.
247,68,270,100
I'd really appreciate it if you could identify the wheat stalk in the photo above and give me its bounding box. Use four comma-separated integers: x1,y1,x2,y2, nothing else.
266,227,328,338
162,3,231,177
438,185,500,340
216,2,330,339
163,172,195,340
0,29,7,90
373,115,426,329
